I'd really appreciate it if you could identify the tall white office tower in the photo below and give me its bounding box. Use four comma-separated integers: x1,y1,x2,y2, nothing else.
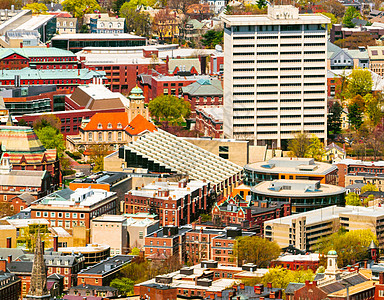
222,5,330,149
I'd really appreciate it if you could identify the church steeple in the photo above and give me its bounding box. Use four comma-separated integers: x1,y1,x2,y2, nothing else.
26,233,50,300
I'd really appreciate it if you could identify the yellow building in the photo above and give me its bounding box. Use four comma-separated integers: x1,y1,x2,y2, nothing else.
323,143,346,163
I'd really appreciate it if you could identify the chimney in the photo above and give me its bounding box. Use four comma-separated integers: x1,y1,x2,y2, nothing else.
380,272,384,285
154,232,157,237
240,282,245,290
6,237,11,248
20,42,23,48
7,255,11,263
0,260,6,272
267,282,272,289
53,236,58,252
192,223,196,230
254,284,263,294
269,291,276,299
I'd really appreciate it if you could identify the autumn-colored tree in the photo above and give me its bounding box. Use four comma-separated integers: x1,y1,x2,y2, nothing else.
334,32,377,49
347,95,365,131
33,114,61,131
346,69,373,98
0,202,14,218
288,132,310,158
62,0,100,23
0,0,21,10
361,183,379,194
368,125,384,160
88,143,111,172
261,267,315,289
152,7,179,41
319,0,345,18
167,0,199,14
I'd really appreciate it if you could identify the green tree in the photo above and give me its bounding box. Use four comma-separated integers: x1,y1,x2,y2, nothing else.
119,0,157,10
316,229,378,267
120,3,151,36
233,236,280,267
23,3,48,14
148,95,191,127
361,183,379,194
112,0,127,13
35,126,65,158
346,69,373,98
288,132,310,158
343,6,361,28
345,192,361,206
328,101,343,136
110,278,135,296
348,95,365,131
33,114,61,131
364,194,375,206
62,0,100,20
256,0,267,9
201,30,223,49
307,135,325,161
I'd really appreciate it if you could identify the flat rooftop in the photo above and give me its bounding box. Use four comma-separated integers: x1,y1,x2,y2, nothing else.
336,158,384,167
264,205,384,226
51,33,146,40
246,157,337,175
252,179,345,197
92,215,126,223
59,244,109,253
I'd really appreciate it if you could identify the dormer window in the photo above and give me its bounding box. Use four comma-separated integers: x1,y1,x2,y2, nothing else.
107,123,112,129
117,123,122,129
98,123,102,129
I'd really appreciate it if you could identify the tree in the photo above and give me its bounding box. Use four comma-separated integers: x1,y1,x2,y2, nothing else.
261,267,315,289
62,0,100,20
119,0,157,10
256,0,267,9
320,0,345,18
361,183,379,194
152,8,179,41
0,202,14,218
0,0,22,10
201,30,223,48
110,278,135,296
233,236,280,267
320,12,337,32
307,135,325,161
328,101,343,137
112,0,127,13
347,95,365,131
35,126,65,158
167,0,199,14
345,192,361,206
368,125,384,160
130,247,140,256
23,3,48,14
316,229,378,267
120,4,151,36
33,114,61,132
288,132,310,158
343,6,361,28
346,69,373,98
334,32,377,49
148,95,191,127
88,143,110,172
364,93,383,129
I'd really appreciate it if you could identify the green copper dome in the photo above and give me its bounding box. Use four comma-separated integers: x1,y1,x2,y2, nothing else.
130,85,143,94
328,250,337,255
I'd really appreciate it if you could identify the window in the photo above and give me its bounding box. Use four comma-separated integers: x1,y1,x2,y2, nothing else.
80,213,85,219
73,213,77,218
65,213,70,218
36,212,41,217
97,123,102,129
65,221,70,228
43,212,48,217
98,132,102,141
108,132,112,141
51,212,55,217
88,133,93,142
58,212,63,218
118,132,122,141
107,123,112,129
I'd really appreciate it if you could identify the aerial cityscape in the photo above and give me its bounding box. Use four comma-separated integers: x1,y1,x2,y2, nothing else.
0,0,384,299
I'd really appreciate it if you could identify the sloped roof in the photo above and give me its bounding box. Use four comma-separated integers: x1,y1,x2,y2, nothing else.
0,68,105,80
0,48,75,59
182,79,223,96
326,143,346,154
82,113,156,136
285,283,305,295
0,170,46,187
168,58,201,74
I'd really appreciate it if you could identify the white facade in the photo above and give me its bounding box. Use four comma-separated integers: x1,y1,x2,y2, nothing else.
222,5,330,148
96,17,125,34
201,0,226,14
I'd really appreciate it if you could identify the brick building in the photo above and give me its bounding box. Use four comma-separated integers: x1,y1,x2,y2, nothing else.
0,259,21,300
0,68,105,92
0,48,77,70
182,78,223,118
30,187,118,236
77,255,134,286
195,106,223,138
270,253,320,272
0,125,60,187
125,179,211,227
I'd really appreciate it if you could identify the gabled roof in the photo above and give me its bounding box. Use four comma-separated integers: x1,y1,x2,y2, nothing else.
83,113,156,136
182,79,223,96
168,58,201,75
326,143,346,154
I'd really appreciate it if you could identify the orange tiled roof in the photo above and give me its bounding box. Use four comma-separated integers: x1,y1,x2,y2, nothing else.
124,114,157,136
83,112,129,131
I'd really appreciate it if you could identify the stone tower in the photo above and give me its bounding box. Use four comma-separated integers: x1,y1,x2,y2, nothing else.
26,233,50,300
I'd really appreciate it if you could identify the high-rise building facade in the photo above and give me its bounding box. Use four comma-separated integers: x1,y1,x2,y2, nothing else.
222,5,330,148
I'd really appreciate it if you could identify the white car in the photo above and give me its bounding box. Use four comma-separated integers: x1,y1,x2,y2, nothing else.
75,171,85,178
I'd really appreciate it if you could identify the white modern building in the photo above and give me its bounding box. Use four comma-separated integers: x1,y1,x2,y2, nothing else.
222,5,330,149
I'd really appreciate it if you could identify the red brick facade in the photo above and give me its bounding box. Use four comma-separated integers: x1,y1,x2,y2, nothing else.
195,107,223,138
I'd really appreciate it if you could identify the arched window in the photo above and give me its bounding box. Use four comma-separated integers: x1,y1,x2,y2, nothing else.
98,132,102,141
107,123,112,129
108,132,112,141
97,123,102,129
88,133,92,141
118,132,122,141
